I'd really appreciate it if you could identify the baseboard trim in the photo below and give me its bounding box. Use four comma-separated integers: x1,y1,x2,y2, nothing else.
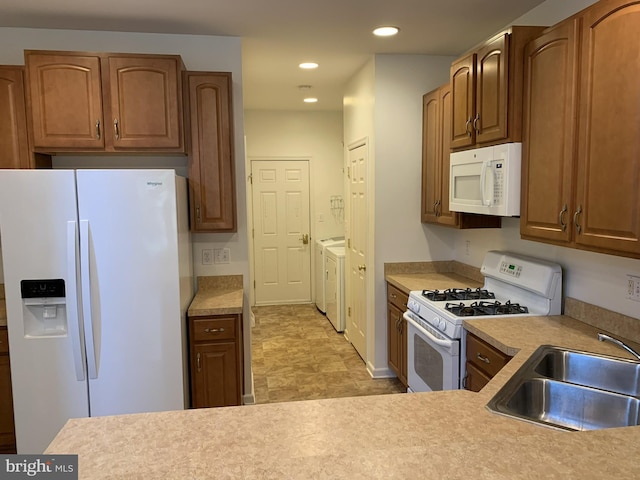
366,363,396,379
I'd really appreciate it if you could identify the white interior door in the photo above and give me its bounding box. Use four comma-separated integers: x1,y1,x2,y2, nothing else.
252,160,311,305
346,142,367,359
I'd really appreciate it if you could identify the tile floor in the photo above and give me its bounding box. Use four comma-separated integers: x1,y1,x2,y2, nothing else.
251,304,405,404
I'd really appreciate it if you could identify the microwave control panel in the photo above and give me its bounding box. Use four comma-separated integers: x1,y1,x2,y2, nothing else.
492,162,504,204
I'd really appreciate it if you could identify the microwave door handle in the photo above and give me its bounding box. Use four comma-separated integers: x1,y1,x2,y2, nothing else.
480,160,488,206
481,160,495,206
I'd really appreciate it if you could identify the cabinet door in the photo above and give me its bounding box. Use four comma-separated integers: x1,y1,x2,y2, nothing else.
437,84,459,226
186,72,236,232
575,0,640,256
450,54,476,149
107,55,184,151
0,67,30,169
191,342,239,408
475,34,508,144
25,52,104,150
387,303,401,379
421,89,441,223
521,20,579,244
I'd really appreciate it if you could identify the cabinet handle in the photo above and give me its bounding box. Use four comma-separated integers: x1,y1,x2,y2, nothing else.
204,327,225,334
477,353,491,364
196,352,201,372
390,293,397,299
574,205,583,234
95,120,101,140
113,119,120,140
473,113,480,134
558,204,568,232
435,199,441,217
358,264,367,272
196,206,201,222
465,117,472,136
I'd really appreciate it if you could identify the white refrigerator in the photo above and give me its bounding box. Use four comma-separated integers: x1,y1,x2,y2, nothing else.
0,169,193,453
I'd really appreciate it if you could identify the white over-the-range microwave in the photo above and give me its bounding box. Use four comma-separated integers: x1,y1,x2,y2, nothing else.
449,143,521,217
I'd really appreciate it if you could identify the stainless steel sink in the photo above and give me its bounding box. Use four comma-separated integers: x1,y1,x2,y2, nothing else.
487,345,640,431
533,348,640,396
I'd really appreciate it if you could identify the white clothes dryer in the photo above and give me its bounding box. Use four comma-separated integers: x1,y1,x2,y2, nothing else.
314,237,344,313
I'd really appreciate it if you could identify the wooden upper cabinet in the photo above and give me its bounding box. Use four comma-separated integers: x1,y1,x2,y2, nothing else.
422,83,500,229
107,56,184,151
185,72,236,232
421,89,441,223
450,27,544,151
0,66,31,169
521,19,580,245
475,34,508,144
26,53,104,150
574,0,640,256
450,54,475,149
25,50,185,153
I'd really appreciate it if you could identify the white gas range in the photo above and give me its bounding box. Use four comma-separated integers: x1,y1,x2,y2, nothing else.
403,251,562,393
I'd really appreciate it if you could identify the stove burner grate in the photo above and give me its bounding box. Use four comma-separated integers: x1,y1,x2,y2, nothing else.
422,288,496,302
445,300,529,317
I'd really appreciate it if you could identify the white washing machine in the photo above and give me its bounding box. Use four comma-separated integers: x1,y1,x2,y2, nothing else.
325,245,345,332
314,237,344,313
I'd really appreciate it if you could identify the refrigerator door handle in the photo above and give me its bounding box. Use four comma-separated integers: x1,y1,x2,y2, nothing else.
80,219,99,379
66,220,86,381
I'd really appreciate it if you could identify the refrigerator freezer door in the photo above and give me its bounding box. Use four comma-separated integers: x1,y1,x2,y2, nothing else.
0,170,90,454
75,170,186,416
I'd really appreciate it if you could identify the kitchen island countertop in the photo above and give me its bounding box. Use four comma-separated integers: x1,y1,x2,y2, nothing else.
45,308,640,479
45,267,640,478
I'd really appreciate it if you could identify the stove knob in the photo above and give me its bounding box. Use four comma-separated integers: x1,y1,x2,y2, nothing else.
439,319,447,331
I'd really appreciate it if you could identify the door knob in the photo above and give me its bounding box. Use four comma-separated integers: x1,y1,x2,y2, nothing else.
300,233,309,244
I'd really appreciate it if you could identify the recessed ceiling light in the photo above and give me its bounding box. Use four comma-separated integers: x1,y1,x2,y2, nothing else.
373,26,399,37
303,97,318,103
299,62,319,69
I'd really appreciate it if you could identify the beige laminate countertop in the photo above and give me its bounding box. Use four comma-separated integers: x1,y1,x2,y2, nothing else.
44,274,640,478
187,275,244,317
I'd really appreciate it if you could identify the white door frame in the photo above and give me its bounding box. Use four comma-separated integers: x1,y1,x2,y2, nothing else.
247,157,315,309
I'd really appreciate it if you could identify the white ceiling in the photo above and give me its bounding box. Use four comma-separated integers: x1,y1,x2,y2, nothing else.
0,0,546,111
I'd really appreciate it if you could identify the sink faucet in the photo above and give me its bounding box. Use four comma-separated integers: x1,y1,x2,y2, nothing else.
597,333,640,361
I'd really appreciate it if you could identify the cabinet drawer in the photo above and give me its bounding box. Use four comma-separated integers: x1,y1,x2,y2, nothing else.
466,333,511,378
387,284,409,311
0,329,8,355
191,317,236,342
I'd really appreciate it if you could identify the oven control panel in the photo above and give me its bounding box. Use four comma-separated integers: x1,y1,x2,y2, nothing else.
499,261,522,278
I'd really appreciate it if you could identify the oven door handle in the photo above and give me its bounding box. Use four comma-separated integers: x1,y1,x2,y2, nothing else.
403,312,455,349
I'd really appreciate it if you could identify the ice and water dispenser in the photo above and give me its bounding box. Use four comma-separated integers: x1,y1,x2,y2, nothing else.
21,279,68,336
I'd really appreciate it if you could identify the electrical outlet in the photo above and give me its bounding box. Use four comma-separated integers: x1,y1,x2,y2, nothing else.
465,240,471,256
214,248,230,264
202,249,213,265
628,275,640,302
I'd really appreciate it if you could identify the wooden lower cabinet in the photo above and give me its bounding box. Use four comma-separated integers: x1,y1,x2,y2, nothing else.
386,283,408,387
463,332,511,392
189,314,243,408
0,327,16,453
